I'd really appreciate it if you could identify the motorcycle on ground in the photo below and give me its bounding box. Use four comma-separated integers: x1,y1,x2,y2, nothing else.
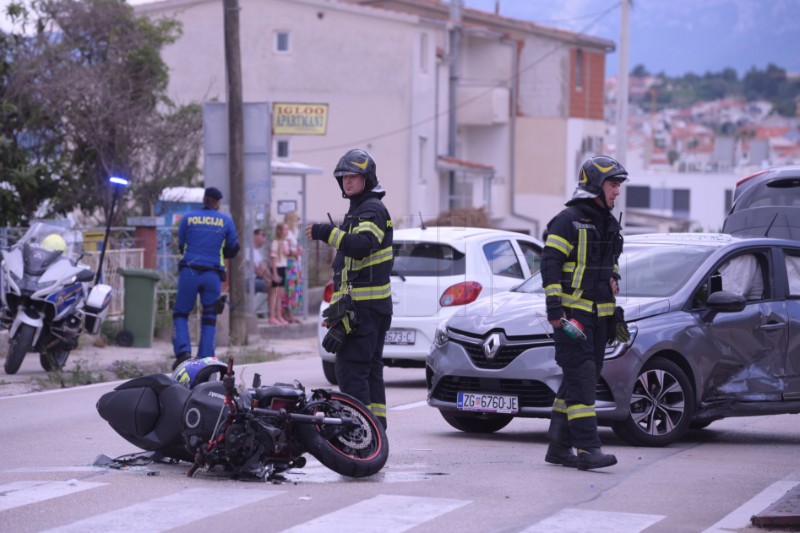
1,222,112,374
96,356,389,480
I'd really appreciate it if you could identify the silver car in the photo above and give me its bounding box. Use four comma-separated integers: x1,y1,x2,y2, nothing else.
427,233,800,447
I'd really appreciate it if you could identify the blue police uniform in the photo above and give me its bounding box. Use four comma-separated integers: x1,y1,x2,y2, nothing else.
172,196,239,361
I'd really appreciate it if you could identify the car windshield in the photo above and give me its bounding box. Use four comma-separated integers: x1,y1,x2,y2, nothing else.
514,242,717,298
391,241,466,276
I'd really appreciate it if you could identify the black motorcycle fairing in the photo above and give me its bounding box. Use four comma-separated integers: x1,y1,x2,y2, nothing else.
96,374,192,461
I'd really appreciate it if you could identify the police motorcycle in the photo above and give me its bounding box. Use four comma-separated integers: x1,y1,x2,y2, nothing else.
1,222,112,374
96,356,389,480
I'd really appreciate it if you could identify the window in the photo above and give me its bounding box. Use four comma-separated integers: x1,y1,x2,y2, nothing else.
274,31,290,53
786,253,800,297
420,33,429,73
673,189,690,216
483,240,524,279
627,186,651,208
392,242,465,276
693,252,768,307
575,49,583,90
517,240,542,274
275,139,289,159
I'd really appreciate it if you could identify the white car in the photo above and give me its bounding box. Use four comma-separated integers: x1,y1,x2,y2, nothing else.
318,226,543,384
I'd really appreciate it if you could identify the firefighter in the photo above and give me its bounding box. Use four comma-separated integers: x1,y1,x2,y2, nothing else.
304,149,393,429
541,155,628,470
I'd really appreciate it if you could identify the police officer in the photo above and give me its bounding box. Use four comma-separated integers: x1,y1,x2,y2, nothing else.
172,187,239,370
304,149,393,429
541,155,628,470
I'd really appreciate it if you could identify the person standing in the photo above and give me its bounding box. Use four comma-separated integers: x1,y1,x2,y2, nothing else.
541,155,628,470
268,222,290,325
172,187,239,370
282,211,303,324
304,149,393,429
248,228,269,295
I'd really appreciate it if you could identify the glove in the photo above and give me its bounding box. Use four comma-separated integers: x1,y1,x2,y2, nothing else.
322,323,347,354
613,306,631,343
322,295,352,326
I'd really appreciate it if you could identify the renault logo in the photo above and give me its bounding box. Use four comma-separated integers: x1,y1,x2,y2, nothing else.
482,332,502,359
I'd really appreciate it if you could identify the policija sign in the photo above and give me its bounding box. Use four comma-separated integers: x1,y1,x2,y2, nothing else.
272,103,328,135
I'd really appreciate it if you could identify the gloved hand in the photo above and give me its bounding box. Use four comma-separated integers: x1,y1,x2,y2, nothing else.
322,295,352,326
322,323,347,354
613,306,631,343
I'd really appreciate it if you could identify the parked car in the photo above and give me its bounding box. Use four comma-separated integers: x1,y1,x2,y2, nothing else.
723,165,800,239
427,233,800,447
318,226,543,384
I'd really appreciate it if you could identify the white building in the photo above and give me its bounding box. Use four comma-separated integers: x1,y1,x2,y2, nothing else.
137,0,613,236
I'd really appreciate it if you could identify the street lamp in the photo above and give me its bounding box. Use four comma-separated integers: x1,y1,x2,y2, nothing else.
94,176,130,285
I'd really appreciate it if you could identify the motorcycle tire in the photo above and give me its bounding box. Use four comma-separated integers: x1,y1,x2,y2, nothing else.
40,347,70,372
296,391,388,478
4,323,35,375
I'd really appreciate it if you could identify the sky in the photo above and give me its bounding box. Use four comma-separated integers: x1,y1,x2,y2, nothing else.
465,0,800,78
2,0,799,79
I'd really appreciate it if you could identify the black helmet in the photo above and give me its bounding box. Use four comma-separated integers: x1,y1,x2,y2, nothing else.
570,155,628,203
334,149,380,196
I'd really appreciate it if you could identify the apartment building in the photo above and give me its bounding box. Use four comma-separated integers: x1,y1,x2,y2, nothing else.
137,0,613,234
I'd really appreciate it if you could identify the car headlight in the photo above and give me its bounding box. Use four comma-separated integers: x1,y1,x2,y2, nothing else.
604,322,637,360
433,319,450,347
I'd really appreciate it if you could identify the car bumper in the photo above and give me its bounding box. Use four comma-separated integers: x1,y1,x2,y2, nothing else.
426,336,630,421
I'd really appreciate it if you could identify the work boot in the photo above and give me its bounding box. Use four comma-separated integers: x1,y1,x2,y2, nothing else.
545,442,578,468
172,352,192,371
577,448,617,470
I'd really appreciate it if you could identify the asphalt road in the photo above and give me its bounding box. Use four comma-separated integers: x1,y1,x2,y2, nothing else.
1,344,799,532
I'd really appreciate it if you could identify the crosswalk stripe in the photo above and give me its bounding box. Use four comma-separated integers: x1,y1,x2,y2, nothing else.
0,480,107,512
520,508,665,532
280,494,470,533
703,480,800,533
42,487,283,533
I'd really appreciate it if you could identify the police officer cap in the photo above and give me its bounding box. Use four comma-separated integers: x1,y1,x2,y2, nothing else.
205,187,223,201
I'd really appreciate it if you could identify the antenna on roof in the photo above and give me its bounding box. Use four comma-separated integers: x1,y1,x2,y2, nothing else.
419,211,427,230
764,212,779,237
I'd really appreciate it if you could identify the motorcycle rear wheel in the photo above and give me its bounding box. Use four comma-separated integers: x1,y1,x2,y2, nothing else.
296,391,388,478
40,347,70,372
5,324,35,375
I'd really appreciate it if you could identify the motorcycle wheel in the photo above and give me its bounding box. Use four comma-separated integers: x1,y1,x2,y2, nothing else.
40,347,70,372
5,323,35,375
296,391,389,478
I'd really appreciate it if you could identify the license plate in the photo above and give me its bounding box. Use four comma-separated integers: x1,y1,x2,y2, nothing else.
457,391,518,414
385,329,416,345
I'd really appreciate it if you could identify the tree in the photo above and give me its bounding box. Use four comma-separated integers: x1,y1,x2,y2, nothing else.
2,0,202,225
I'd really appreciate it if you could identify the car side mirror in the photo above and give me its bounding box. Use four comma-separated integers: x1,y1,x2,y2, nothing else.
700,290,747,322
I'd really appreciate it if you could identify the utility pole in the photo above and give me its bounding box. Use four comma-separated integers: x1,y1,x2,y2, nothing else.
615,0,631,224
448,0,462,208
223,0,247,346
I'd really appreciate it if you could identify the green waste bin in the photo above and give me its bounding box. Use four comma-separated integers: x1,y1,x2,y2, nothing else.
117,268,160,348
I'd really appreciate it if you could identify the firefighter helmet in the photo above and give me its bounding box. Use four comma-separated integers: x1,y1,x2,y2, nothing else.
570,155,629,202
333,149,379,195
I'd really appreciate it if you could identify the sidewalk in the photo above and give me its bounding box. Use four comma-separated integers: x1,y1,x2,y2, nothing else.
0,318,318,398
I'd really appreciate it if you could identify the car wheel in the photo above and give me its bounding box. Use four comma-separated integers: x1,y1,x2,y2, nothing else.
440,411,512,433
321,360,338,385
612,357,695,447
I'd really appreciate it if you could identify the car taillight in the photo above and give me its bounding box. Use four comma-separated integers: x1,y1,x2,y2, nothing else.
322,280,334,303
439,281,482,307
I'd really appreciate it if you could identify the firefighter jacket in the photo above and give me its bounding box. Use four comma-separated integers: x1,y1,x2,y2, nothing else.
541,200,623,321
311,189,393,317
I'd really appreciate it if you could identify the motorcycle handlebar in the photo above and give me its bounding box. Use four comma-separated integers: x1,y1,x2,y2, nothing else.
251,406,358,427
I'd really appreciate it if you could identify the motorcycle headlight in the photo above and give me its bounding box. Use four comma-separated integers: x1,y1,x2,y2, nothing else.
604,322,637,360
433,319,450,347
